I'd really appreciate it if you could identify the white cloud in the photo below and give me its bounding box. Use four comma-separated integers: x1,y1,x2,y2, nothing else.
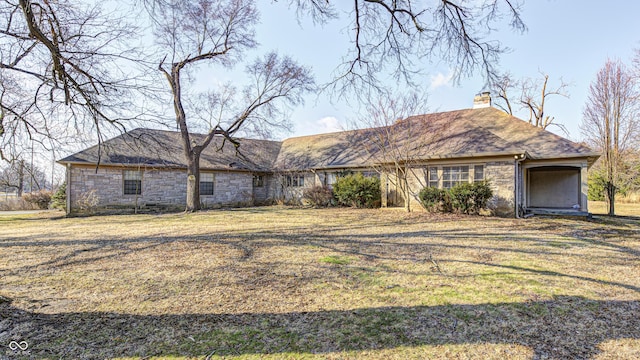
429,70,454,90
316,116,344,133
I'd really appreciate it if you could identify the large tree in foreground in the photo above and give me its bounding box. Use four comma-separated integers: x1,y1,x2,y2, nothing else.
581,59,640,216
2,0,527,171
151,0,314,212
0,0,147,163
290,0,526,94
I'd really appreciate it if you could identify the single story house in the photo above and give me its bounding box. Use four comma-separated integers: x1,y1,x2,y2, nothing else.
58,94,600,216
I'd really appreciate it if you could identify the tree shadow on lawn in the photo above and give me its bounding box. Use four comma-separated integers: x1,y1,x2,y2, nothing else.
0,296,638,359
1,224,639,293
1,218,639,358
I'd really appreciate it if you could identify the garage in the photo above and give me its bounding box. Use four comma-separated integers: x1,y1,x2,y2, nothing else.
527,166,581,209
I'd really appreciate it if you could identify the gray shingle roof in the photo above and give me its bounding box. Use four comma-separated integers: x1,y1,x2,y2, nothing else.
58,128,282,171
59,108,599,171
276,107,599,170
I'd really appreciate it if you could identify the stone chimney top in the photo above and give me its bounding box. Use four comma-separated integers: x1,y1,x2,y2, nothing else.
473,91,492,109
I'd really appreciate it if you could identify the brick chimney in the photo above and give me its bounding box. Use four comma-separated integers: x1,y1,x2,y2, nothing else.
473,91,492,109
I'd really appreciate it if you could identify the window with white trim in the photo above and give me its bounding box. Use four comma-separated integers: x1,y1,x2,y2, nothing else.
200,173,214,195
474,165,485,182
286,175,305,187
428,167,439,188
442,166,469,188
123,170,142,195
325,172,338,186
428,164,485,189
253,175,264,187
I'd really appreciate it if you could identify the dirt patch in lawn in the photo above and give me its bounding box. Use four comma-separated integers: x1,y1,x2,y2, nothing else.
0,207,638,359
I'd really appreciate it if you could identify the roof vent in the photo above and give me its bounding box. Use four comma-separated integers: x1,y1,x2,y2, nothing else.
473,91,492,109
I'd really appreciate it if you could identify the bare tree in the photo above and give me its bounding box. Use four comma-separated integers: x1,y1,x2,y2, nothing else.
491,71,569,132
150,0,314,212
491,72,518,116
353,91,445,212
289,0,526,95
521,73,569,131
0,158,49,195
581,59,640,215
0,0,152,165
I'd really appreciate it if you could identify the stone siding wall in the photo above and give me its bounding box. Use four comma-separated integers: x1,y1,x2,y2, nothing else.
485,161,516,216
403,161,516,216
68,165,255,212
200,172,253,208
68,160,517,215
405,167,427,211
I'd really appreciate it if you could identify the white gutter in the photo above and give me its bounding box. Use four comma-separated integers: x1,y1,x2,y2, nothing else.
66,163,72,215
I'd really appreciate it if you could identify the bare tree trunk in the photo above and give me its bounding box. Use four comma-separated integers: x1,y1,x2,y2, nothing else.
403,168,411,212
161,61,203,213
185,150,201,212
404,178,410,212
607,182,615,216
17,159,24,197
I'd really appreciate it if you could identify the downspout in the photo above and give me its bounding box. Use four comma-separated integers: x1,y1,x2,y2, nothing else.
66,163,71,215
514,153,527,218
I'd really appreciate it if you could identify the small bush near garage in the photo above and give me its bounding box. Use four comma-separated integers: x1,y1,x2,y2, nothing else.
419,181,493,215
50,182,67,210
333,173,381,208
302,185,334,207
75,189,100,213
22,190,53,209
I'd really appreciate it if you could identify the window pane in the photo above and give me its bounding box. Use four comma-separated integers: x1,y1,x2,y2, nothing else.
200,173,214,195
429,167,438,181
124,180,141,195
253,175,264,187
441,166,472,188
428,167,438,188
474,165,484,181
327,173,337,185
460,166,469,182
124,170,142,180
123,170,142,195
200,182,214,195
451,168,460,182
200,173,214,182
443,167,451,181
298,175,304,187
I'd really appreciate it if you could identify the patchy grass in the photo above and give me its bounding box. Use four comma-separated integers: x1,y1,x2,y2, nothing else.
319,255,352,265
0,207,638,359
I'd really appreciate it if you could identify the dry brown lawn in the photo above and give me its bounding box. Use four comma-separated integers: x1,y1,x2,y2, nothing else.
0,207,639,359
590,201,640,217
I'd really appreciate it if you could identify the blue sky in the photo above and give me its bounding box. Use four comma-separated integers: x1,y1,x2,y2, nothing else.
242,1,640,142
